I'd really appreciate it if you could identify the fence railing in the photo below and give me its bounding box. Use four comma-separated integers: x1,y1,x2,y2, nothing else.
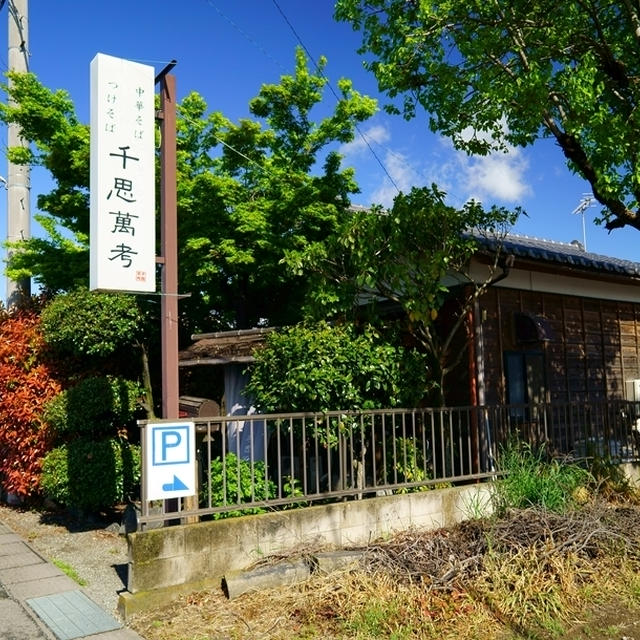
137,399,640,528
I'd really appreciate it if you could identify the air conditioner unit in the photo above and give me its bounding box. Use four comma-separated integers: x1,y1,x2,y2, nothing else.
625,379,640,402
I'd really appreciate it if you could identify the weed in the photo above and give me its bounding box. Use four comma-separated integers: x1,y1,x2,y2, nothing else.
493,438,591,514
627,573,640,603
461,487,493,520
345,601,399,637
474,545,584,634
51,558,87,586
540,617,565,637
603,625,622,635
587,453,637,500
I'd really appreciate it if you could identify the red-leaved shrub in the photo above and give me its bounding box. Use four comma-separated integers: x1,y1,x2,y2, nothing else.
0,308,61,497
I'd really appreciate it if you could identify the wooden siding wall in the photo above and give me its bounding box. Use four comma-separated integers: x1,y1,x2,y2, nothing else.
478,288,640,405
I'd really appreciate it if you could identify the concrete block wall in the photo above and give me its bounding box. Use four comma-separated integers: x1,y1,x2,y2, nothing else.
119,484,493,617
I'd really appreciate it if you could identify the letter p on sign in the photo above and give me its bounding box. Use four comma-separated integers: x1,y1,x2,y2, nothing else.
145,422,196,500
152,425,190,465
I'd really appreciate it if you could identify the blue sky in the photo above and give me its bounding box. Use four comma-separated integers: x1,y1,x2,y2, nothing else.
1,0,637,300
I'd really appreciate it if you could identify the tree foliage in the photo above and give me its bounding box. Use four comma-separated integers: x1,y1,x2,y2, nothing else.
43,375,143,439
335,0,640,232
0,48,377,334
290,186,519,401
246,321,430,413
0,308,61,497
177,47,377,330
40,438,141,511
0,72,89,291
40,288,146,359
40,288,155,416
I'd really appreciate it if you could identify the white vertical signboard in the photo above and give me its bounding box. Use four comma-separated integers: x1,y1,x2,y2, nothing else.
145,422,196,501
90,53,155,292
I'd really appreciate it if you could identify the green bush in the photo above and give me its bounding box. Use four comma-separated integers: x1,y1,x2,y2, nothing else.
43,375,143,438
41,288,145,359
40,438,141,512
493,439,591,514
388,436,430,491
247,321,430,413
201,452,276,519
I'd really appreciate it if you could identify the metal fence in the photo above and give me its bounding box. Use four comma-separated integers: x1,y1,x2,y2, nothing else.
137,399,640,527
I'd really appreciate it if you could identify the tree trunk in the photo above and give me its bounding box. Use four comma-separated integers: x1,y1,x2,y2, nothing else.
138,341,155,419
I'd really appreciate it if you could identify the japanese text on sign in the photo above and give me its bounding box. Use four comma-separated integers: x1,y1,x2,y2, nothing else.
89,53,155,292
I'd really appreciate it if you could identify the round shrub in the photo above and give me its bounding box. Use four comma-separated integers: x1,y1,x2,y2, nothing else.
246,321,430,413
41,287,145,358
40,438,141,512
43,375,143,438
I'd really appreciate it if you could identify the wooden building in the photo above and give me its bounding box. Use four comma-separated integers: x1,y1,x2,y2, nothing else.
179,235,640,414
461,234,640,409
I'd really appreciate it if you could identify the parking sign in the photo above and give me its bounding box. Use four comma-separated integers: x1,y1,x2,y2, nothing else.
145,422,196,500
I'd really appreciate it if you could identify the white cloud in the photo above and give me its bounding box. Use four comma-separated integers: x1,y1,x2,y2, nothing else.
344,119,532,210
370,150,420,207
340,123,391,156
432,133,531,205
463,149,531,203
369,143,531,209
443,122,532,204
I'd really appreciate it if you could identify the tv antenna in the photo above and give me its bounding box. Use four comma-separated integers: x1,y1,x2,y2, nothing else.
571,193,595,251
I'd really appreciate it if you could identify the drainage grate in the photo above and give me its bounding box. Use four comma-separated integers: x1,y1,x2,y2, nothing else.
26,590,121,640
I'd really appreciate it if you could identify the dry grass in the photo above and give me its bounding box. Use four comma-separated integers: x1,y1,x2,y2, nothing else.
129,499,640,640
131,570,506,640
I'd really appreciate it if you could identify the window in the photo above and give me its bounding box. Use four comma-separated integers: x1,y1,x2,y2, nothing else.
504,351,546,418
514,312,554,344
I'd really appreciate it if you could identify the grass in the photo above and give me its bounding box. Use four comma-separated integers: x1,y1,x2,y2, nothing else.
128,538,640,640
51,558,87,586
493,439,592,514
128,444,640,640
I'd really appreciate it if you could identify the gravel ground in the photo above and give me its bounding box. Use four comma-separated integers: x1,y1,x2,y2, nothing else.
0,502,129,620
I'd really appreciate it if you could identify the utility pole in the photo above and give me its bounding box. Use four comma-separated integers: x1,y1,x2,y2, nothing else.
6,0,30,306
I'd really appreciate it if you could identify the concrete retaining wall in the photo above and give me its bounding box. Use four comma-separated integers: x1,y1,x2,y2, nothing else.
118,484,492,617
621,462,640,487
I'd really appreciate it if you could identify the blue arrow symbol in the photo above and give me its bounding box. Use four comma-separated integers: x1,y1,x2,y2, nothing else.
162,475,189,492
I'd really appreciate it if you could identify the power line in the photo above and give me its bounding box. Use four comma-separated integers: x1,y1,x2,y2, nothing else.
270,0,400,195
204,0,288,75
203,0,401,196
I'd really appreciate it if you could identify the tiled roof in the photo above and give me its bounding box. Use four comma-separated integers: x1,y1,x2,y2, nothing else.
179,327,275,365
475,233,640,277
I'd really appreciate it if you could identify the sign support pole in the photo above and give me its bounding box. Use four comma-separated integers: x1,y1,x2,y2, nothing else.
156,64,179,422
155,63,198,523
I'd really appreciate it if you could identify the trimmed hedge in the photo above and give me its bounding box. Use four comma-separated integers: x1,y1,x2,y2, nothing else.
40,438,141,511
43,375,143,438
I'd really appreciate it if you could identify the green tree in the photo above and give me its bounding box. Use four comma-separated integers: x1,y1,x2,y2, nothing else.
289,186,519,403
0,72,89,291
177,47,377,331
40,288,155,416
335,0,640,233
0,48,377,335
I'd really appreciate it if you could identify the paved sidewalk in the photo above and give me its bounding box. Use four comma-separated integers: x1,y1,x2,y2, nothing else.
0,521,144,640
